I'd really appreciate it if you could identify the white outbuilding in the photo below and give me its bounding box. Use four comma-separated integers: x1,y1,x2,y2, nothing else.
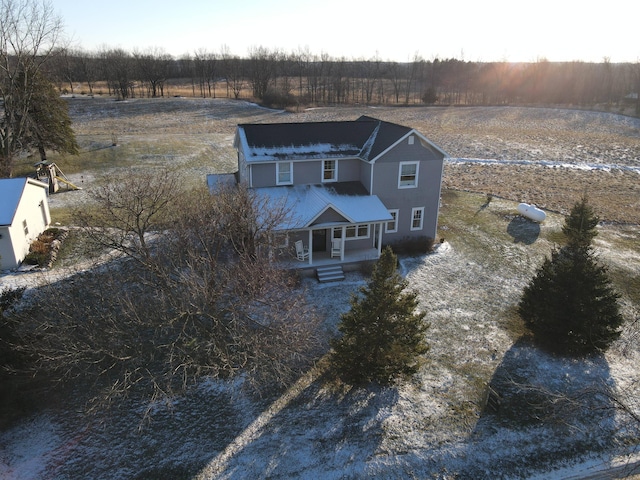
0,178,51,270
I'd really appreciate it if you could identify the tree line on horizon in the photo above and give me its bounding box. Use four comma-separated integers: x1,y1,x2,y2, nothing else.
47,46,640,112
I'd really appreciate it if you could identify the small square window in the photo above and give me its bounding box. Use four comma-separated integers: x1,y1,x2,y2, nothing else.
399,161,419,188
386,209,398,233
411,207,424,231
277,162,292,185
323,160,337,182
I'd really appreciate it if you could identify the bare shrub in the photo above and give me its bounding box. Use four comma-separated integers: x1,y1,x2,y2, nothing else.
7,171,324,408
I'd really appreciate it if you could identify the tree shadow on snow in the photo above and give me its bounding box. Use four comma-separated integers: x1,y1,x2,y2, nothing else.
461,337,618,478
507,216,541,244
201,379,400,479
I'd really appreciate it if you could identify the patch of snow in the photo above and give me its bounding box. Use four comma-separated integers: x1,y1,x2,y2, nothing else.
0,416,60,480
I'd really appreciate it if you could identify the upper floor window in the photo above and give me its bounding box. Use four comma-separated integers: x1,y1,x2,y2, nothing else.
22,219,29,236
386,209,399,233
277,162,292,185
408,135,415,145
323,160,337,182
411,207,424,231
398,161,419,188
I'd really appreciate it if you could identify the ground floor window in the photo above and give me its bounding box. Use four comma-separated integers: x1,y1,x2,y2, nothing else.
386,209,399,233
411,207,424,231
274,233,289,248
333,224,370,240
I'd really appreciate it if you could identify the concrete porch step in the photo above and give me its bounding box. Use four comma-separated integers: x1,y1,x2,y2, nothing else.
316,265,345,283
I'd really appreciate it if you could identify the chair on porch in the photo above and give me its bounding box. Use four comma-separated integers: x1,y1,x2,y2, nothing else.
331,239,341,258
295,240,309,261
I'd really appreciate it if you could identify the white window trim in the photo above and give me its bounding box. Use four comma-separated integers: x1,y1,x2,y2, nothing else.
398,161,419,189
276,162,293,185
322,159,337,182
277,161,292,185
333,224,370,241
411,207,425,231
386,209,399,233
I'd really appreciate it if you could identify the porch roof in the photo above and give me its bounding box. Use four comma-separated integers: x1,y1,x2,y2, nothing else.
254,182,393,231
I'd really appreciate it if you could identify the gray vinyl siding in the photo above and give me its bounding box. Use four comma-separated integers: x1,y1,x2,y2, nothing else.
336,158,361,183
250,161,320,187
372,137,444,240
359,161,373,193
249,158,364,187
313,208,346,225
343,237,372,251
291,161,317,185
250,163,276,187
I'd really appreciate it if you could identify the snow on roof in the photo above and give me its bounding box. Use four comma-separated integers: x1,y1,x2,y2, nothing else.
0,178,44,226
248,143,362,161
254,182,393,231
236,116,433,163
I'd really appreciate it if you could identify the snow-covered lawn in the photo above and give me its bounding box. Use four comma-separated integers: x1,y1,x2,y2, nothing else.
2,194,639,479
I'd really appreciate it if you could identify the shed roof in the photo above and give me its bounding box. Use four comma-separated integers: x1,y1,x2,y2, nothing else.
254,181,392,231
236,116,427,163
0,178,47,226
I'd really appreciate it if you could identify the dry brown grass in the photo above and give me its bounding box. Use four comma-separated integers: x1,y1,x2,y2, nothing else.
443,163,640,224
43,97,640,226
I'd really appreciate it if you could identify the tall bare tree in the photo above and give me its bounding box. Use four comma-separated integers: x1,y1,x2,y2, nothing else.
247,46,277,99
100,47,133,100
0,0,64,177
134,47,172,98
221,46,245,99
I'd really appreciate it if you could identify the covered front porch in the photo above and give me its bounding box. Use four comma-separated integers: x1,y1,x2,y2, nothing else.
255,182,392,270
278,246,380,270
277,221,387,269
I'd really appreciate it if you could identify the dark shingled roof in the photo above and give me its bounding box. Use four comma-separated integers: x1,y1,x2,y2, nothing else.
238,116,413,162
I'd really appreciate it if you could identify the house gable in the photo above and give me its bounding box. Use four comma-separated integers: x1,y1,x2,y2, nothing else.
0,178,50,270
311,206,352,226
0,179,30,226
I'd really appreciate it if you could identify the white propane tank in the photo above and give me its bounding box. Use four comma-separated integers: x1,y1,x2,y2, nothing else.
517,203,546,222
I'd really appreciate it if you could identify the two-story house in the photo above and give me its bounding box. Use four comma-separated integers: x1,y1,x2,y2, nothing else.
229,115,447,267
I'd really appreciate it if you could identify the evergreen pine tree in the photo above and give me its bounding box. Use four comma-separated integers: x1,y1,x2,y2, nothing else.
519,197,623,355
21,71,79,163
331,246,429,385
562,194,599,248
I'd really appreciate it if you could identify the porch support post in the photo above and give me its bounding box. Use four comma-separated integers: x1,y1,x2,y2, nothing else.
341,226,345,261
377,222,383,257
308,229,313,264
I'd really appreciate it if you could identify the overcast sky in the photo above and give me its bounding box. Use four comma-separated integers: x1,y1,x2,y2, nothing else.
51,0,639,62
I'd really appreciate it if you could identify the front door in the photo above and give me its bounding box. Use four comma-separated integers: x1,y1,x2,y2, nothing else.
312,229,326,252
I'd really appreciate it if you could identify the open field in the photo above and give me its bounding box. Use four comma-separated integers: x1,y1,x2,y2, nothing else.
2,98,640,479
19,96,639,225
